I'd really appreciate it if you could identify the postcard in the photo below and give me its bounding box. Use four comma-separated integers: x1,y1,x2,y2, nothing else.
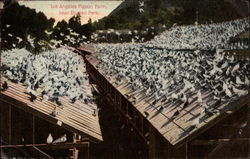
0,0,249,158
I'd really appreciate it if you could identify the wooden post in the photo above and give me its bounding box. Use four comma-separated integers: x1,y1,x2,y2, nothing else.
87,142,90,159
141,116,144,134
8,104,11,144
32,115,35,144
185,143,188,159
114,89,117,106
119,93,122,109
148,126,156,159
248,100,250,158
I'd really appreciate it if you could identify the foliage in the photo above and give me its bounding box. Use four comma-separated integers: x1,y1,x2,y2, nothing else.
1,2,55,53
1,0,244,52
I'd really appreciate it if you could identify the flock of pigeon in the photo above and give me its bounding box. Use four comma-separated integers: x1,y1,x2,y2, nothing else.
148,18,249,50
1,16,249,132
95,18,250,126
1,47,95,109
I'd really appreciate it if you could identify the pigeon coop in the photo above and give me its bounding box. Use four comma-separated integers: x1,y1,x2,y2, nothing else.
0,79,103,159
82,47,250,159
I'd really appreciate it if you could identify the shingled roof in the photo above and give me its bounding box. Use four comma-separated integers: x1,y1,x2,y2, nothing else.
86,54,249,147
83,18,250,148
0,78,103,142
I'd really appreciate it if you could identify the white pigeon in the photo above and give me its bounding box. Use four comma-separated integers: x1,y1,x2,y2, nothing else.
16,37,23,43
221,61,228,69
210,61,222,75
45,30,52,35
236,76,244,85
53,134,67,144
8,33,13,37
231,63,240,74
192,118,200,128
51,106,58,117
239,121,247,129
223,82,232,97
42,94,49,102
139,8,144,13
225,87,233,97
46,133,53,144
27,35,35,48
232,86,248,97
244,76,249,85
180,93,187,103
197,90,202,103
70,32,79,36
139,1,144,7
171,93,178,100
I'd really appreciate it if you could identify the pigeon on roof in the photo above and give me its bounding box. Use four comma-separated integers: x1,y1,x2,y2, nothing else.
1,81,8,91
51,106,58,117
94,19,250,124
1,47,96,109
192,118,200,128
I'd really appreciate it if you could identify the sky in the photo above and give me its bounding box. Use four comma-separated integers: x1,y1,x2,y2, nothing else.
19,1,122,24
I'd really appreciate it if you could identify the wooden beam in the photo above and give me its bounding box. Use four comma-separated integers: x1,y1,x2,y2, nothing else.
174,93,250,149
0,142,90,150
191,138,250,145
0,96,101,143
32,146,53,159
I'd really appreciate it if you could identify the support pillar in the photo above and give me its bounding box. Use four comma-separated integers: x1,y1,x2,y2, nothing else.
185,143,188,159
32,116,35,144
8,104,11,144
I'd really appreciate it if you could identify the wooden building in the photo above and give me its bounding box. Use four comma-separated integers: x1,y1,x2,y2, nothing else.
0,79,103,159
81,47,250,159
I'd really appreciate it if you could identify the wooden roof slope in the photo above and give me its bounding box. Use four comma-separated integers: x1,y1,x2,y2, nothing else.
230,29,250,42
86,55,250,148
0,79,103,142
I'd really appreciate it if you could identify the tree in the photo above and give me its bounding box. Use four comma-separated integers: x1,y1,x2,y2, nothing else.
68,13,81,33
81,18,96,40
1,1,55,52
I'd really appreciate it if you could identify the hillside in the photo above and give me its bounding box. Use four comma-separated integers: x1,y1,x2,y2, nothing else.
93,0,244,31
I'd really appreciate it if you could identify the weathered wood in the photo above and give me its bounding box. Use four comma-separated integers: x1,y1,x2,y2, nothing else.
32,146,54,159
0,142,89,149
86,55,250,149
9,104,11,144
32,115,35,144
0,95,102,143
191,138,250,145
